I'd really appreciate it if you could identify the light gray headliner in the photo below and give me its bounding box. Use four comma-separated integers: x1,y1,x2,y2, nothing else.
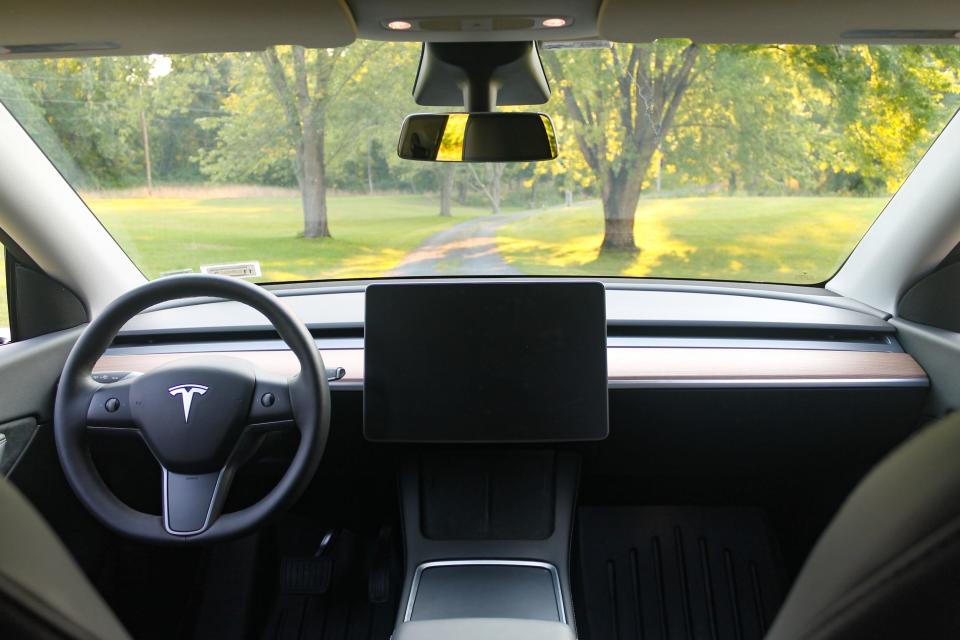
352,0,601,42
599,0,960,44
5,0,960,60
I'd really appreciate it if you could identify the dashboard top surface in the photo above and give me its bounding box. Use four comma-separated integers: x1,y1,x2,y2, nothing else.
116,281,892,337
95,281,927,391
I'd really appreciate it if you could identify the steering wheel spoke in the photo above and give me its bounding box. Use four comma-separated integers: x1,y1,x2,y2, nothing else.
248,371,297,428
86,376,138,429
162,466,233,536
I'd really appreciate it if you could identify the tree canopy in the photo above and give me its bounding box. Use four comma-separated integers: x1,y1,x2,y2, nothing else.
1,41,957,246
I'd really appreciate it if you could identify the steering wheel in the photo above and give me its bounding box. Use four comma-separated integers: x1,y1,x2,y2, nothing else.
54,275,330,544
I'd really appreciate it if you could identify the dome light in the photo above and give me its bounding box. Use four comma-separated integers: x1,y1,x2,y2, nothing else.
387,20,413,30
542,18,568,28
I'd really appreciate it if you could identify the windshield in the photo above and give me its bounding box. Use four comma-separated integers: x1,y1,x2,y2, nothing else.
1,42,958,286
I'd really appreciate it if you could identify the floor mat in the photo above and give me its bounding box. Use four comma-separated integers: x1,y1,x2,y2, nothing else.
260,523,401,640
576,507,785,640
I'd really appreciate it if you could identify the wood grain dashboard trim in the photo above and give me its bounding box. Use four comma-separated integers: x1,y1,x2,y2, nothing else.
94,347,927,388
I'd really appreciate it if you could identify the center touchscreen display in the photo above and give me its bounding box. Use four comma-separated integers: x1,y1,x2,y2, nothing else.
363,282,608,442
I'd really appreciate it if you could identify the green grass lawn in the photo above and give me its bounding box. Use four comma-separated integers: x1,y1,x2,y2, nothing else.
497,197,886,284
91,193,490,281
0,194,490,331
0,194,889,333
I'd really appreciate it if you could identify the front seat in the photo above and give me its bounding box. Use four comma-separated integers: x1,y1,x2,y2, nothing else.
767,410,960,639
0,476,130,640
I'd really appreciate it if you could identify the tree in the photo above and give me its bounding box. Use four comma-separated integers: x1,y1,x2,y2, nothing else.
258,46,340,238
786,44,960,193
543,42,701,253
529,110,596,206
197,43,419,238
0,57,155,188
438,164,455,216
468,163,506,213
663,46,822,195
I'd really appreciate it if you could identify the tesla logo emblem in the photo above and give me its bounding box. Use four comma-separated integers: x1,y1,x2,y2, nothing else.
168,384,208,422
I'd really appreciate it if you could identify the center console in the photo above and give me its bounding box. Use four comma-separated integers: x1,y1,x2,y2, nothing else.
397,451,580,630
394,618,576,640
362,282,609,636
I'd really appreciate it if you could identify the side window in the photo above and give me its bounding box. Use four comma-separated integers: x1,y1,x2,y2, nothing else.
1,239,86,343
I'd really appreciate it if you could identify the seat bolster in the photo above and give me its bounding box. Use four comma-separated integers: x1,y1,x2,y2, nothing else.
0,476,130,640
767,412,960,640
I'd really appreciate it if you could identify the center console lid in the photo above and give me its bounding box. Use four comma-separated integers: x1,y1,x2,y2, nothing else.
394,619,576,640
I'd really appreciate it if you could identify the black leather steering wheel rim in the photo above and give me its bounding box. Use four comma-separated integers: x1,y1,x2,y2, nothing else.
53,274,330,544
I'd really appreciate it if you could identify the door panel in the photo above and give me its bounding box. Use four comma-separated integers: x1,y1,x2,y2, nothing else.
0,326,80,428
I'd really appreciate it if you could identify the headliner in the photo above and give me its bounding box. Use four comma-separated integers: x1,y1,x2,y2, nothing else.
0,0,958,58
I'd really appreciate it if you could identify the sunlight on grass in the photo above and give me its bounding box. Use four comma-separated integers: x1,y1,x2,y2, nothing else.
85,194,489,283
622,216,696,276
498,197,885,283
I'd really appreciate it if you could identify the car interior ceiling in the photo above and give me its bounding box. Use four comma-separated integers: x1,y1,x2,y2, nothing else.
3,2,960,640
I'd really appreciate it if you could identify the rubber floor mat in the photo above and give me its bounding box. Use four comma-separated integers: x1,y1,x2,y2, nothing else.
576,507,785,640
261,526,401,640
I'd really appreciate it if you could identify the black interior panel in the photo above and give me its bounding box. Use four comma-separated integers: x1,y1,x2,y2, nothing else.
576,507,784,640
419,451,556,540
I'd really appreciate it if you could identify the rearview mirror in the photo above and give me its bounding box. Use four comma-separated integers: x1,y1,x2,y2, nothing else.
398,112,558,162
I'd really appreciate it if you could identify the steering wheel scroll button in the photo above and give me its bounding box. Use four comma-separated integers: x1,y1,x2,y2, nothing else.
249,375,294,423
87,386,133,427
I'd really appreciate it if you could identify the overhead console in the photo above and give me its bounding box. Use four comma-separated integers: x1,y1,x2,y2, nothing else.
363,281,609,443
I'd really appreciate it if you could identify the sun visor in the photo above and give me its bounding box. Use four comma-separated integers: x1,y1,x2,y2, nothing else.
597,0,960,44
0,0,357,59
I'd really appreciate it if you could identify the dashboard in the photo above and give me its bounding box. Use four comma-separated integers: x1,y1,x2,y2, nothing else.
87,279,930,507
93,281,926,392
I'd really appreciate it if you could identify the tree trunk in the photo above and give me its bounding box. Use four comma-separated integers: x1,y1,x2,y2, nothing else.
601,215,637,252
488,163,504,213
600,170,645,253
439,164,454,217
367,140,374,195
564,188,573,207
300,127,330,238
457,179,468,205
139,109,153,195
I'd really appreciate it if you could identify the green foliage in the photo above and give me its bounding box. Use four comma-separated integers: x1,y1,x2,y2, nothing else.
664,45,960,196
192,42,424,190
0,42,957,202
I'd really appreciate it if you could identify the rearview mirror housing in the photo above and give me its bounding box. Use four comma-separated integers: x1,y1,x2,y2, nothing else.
397,112,558,163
